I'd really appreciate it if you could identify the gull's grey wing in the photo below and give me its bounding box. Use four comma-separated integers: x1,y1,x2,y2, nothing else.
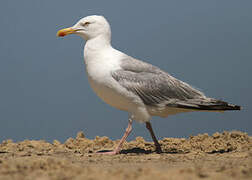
112,57,205,107
112,57,241,111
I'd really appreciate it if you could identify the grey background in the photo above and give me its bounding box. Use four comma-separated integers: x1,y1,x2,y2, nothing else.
0,0,251,143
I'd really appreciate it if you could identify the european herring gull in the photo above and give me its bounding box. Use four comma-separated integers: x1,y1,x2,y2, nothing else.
57,15,241,154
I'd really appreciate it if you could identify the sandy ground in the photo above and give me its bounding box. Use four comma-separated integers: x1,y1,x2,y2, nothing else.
0,131,251,180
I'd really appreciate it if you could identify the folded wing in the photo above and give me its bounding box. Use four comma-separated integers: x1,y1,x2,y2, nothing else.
112,57,240,111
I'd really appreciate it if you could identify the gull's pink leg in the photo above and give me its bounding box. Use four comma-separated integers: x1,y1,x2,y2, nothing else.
96,119,133,155
146,122,162,154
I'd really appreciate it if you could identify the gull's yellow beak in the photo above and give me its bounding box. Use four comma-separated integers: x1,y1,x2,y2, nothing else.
57,27,76,37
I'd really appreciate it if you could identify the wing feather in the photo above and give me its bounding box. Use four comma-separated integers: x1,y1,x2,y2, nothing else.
112,57,205,107
111,56,240,111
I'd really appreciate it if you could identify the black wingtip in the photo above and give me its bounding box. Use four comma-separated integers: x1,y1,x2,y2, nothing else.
173,100,242,111
228,104,241,111
212,100,241,111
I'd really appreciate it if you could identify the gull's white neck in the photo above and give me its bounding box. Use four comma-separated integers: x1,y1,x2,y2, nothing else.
84,35,112,66
84,34,117,69
83,33,121,91
84,34,111,52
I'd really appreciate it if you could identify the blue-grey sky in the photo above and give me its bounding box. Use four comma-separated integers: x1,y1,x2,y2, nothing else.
0,0,251,143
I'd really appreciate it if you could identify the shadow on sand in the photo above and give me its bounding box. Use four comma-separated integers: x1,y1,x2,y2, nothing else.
97,147,188,154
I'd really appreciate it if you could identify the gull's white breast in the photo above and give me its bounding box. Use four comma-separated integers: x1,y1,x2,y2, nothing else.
84,47,137,112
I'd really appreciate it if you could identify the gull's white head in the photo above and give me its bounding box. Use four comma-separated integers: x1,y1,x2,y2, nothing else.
57,15,111,41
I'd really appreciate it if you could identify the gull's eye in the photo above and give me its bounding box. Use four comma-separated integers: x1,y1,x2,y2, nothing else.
82,22,91,27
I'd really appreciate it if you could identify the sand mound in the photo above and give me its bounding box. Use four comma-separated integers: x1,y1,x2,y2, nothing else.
0,131,251,180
